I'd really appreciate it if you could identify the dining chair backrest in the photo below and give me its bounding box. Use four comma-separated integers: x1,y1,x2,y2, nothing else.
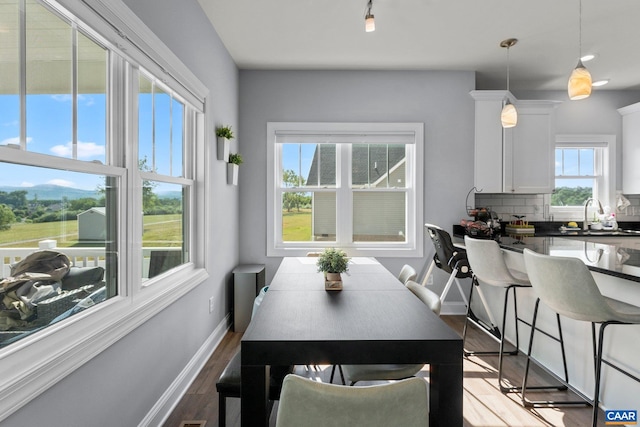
406,280,441,315
522,248,617,323
464,236,528,286
275,375,429,427
398,264,418,284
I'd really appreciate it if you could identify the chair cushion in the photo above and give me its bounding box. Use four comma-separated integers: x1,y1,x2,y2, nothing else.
342,363,424,383
61,266,105,291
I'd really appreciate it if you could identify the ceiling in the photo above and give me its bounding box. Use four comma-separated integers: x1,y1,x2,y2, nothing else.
197,0,640,92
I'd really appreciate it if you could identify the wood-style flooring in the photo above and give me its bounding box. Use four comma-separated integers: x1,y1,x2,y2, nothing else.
163,315,608,427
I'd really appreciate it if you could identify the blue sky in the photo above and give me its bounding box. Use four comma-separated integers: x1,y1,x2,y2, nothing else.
0,92,180,193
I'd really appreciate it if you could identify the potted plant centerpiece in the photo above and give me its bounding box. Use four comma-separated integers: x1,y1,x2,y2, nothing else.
216,125,234,161
316,248,349,291
227,152,243,185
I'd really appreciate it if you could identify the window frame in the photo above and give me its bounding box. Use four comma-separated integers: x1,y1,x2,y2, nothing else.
267,122,424,258
0,0,209,421
546,134,615,221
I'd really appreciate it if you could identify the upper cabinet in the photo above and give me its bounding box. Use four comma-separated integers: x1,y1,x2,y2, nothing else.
618,102,640,194
470,91,560,194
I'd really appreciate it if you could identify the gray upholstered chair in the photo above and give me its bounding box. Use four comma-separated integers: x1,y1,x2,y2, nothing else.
523,249,640,427
275,375,429,427
398,264,417,284
463,236,567,394
339,280,440,385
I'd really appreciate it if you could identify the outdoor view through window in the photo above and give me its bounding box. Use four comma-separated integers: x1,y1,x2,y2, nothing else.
280,143,407,243
0,0,187,348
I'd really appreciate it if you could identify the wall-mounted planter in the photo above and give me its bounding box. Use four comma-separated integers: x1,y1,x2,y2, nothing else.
217,137,230,161
227,163,239,185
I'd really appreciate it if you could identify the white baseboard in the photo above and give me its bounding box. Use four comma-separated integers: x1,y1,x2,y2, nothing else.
139,314,231,427
440,301,467,316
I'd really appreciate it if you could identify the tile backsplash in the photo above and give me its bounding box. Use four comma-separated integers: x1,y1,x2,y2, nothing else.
474,193,640,222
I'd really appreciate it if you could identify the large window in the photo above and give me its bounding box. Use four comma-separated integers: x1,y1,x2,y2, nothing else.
267,123,423,257
548,135,614,220
0,0,203,351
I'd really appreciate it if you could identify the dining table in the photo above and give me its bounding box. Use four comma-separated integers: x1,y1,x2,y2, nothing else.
240,257,463,426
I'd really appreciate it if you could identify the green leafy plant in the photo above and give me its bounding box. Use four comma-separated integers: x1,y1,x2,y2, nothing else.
228,153,243,165
215,125,234,139
316,248,349,274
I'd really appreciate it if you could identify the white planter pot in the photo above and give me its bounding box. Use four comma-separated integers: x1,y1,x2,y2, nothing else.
227,163,239,185
217,137,230,161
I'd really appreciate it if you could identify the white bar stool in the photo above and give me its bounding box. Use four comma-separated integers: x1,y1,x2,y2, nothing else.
464,236,568,394
523,249,640,427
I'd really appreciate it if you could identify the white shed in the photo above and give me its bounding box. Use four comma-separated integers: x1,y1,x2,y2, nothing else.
77,207,106,241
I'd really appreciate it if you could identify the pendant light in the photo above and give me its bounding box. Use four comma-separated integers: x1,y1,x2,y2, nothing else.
568,0,592,100
365,0,375,32
500,38,518,129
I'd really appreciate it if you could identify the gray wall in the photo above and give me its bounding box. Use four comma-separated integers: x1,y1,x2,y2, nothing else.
238,70,476,286
4,0,240,425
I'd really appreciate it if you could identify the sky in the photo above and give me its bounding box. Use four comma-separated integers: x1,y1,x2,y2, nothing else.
0,91,182,194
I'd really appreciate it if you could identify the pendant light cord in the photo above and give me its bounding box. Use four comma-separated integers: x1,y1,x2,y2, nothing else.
578,0,583,58
506,46,510,92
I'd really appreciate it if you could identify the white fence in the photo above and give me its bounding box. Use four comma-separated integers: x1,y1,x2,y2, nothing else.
0,241,182,279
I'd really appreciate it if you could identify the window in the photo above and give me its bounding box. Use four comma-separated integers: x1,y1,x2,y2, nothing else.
0,0,119,346
0,0,207,415
267,123,424,257
548,135,615,220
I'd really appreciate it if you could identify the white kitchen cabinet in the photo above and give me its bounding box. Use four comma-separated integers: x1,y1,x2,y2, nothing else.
618,102,640,194
470,91,559,193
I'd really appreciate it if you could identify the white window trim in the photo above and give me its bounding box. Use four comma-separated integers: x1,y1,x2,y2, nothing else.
547,134,615,221
0,0,210,421
267,122,424,258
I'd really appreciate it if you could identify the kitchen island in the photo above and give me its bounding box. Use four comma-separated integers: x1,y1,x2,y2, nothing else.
454,232,640,416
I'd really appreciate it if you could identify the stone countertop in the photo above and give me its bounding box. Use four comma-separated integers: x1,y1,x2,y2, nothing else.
453,225,640,283
487,235,639,283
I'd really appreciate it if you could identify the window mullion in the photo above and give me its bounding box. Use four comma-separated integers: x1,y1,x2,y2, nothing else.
337,144,352,246
19,0,26,150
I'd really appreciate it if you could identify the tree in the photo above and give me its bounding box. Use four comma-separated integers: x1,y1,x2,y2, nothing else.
551,186,593,207
282,169,307,212
0,204,16,231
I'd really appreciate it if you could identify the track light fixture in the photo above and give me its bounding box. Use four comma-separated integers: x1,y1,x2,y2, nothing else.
568,0,592,100
500,38,518,128
365,0,375,32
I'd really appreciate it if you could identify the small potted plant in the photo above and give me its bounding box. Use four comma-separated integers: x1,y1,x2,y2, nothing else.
216,125,234,161
227,152,243,185
316,247,349,291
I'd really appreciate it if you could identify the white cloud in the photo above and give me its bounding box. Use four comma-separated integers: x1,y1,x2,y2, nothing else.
20,182,34,187
51,94,72,102
1,136,32,146
47,179,74,187
50,141,105,158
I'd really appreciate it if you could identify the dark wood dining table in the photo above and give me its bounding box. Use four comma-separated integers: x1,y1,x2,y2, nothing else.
240,257,463,426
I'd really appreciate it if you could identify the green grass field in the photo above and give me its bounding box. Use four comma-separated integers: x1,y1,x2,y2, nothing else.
282,209,312,241
0,214,182,248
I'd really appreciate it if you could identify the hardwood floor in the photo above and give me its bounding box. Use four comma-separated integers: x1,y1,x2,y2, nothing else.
163,315,607,427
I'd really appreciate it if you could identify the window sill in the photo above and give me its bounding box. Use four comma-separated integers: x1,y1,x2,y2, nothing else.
0,266,208,422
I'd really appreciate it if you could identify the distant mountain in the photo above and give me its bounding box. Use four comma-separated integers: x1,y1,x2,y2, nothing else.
0,185,183,201
157,190,182,199
0,184,102,201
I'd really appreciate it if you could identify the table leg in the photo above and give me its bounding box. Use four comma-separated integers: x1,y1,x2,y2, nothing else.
429,360,463,427
241,363,269,427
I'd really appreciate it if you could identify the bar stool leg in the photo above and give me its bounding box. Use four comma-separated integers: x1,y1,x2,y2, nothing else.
522,298,589,407
498,286,520,392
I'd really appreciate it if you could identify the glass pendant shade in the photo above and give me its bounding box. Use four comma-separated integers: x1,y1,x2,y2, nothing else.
568,60,592,100
501,102,518,128
365,14,375,32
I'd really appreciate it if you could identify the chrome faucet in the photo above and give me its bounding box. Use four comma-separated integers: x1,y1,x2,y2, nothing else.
583,198,604,231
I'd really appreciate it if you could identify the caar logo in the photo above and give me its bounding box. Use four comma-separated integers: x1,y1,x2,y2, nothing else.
605,410,637,425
